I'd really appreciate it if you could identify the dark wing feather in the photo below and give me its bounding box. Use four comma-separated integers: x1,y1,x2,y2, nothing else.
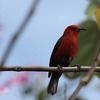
48,36,62,77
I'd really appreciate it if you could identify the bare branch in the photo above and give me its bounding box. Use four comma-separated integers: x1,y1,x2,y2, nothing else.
0,66,100,72
0,0,40,66
69,51,100,100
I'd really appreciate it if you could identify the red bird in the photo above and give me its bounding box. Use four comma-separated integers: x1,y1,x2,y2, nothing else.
47,25,86,95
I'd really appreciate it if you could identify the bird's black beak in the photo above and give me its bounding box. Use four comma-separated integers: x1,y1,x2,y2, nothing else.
77,28,87,31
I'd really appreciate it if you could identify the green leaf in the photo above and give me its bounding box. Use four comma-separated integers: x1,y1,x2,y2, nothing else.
95,6,100,31
37,89,46,100
90,0,100,5
64,72,81,79
86,3,96,18
86,0,100,18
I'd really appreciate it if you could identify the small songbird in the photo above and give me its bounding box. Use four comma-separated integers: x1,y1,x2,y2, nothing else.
47,25,86,95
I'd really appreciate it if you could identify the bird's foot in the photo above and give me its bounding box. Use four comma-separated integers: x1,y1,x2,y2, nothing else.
72,64,81,71
57,65,63,72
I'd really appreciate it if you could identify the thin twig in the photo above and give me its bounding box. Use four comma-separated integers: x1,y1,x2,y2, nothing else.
64,83,67,100
0,0,40,66
0,66,100,72
69,51,100,100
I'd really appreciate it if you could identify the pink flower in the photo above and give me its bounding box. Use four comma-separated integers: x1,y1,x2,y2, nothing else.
0,72,29,95
0,86,9,95
7,73,29,86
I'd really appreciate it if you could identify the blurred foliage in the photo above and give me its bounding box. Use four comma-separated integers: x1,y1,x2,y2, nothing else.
37,89,47,100
24,86,33,95
86,0,100,18
75,97,86,100
95,6,100,30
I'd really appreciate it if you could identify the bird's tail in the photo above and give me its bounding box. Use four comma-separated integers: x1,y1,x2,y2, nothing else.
47,76,59,95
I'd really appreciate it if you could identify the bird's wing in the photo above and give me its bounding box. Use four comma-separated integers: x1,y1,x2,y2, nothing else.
49,37,62,66
48,36,62,77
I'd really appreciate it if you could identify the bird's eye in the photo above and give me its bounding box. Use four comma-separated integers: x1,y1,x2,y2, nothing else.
71,28,77,31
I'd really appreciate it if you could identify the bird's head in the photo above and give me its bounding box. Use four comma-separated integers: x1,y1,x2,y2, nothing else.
64,25,86,37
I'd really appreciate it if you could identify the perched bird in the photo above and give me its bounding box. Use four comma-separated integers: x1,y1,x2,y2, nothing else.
47,25,86,95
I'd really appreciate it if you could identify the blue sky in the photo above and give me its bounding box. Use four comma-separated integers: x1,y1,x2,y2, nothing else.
1,0,100,100
0,0,88,66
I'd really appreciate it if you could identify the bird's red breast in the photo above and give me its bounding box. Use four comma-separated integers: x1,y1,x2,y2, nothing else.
53,34,78,66
56,35,78,57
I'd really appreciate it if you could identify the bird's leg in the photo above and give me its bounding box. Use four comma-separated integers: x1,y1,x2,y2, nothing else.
72,64,81,71
57,65,63,72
